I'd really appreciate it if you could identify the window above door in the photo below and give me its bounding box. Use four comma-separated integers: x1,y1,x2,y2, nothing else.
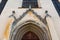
22,0,39,8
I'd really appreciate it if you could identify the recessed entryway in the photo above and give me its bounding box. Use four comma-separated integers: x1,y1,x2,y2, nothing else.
22,31,39,40
10,21,52,40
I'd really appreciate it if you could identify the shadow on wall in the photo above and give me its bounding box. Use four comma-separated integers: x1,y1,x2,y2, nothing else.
0,0,8,14
52,0,60,16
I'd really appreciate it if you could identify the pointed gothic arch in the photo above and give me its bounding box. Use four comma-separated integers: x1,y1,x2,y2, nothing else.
10,20,52,40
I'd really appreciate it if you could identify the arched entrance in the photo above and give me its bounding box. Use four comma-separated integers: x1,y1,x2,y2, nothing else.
10,21,52,40
22,31,39,40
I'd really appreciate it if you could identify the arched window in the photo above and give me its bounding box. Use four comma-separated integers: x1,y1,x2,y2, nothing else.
52,0,60,16
22,0,38,8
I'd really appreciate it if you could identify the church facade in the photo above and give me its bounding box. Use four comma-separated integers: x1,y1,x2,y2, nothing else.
0,0,60,40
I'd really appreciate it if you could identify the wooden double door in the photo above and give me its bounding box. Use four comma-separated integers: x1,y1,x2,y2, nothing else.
22,31,39,40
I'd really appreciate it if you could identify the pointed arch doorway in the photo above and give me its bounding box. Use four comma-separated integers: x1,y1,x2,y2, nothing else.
22,31,39,40
10,21,52,40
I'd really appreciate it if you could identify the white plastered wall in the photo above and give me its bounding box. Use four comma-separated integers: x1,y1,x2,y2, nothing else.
40,0,60,40
0,0,60,40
